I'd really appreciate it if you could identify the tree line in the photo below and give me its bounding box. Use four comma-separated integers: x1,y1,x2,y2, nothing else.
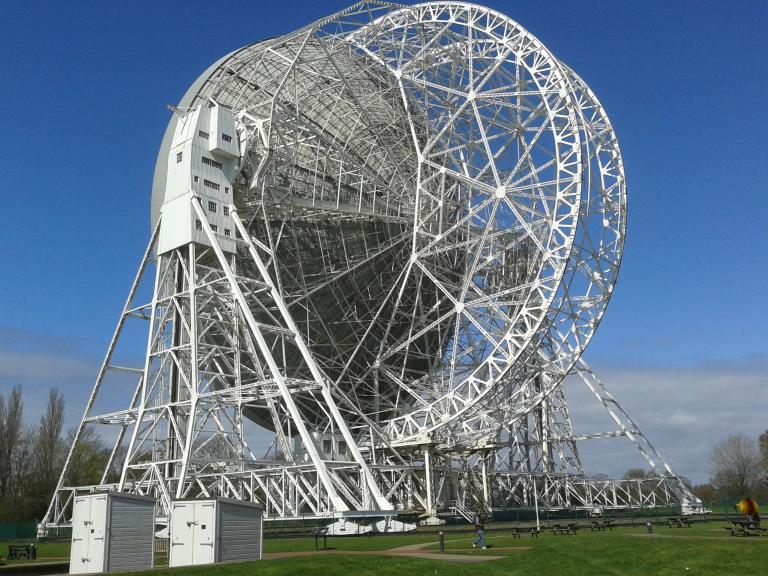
0,385,119,523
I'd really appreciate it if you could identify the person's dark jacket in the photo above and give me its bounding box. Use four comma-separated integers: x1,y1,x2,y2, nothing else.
474,513,484,529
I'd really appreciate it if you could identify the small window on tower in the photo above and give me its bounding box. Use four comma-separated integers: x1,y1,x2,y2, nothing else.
210,224,218,233
176,152,183,163
222,133,232,143
208,201,217,213
193,175,199,183
224,186,229,194
201,156,222,170
224,228,231,237
338,440,348,455
323,439,332,454
223,206,229,216
198,130,209,140
195,219,202,231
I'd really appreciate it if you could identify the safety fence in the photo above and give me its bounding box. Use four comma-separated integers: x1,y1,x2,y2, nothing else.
0,522,36,541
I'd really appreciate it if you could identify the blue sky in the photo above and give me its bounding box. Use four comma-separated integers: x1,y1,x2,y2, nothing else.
0,1,766,482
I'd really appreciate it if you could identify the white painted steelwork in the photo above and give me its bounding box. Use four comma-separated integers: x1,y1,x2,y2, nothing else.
42,2,700,532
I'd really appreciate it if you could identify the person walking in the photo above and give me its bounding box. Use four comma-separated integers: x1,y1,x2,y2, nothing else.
472,510,486,549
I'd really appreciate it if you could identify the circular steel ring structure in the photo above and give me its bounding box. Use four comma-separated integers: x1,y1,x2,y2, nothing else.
152,1,626,449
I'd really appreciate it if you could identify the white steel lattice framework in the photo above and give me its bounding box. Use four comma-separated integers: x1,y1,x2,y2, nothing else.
42,1,700,529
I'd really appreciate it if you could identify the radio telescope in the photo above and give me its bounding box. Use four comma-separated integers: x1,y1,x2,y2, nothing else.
43,1,699,528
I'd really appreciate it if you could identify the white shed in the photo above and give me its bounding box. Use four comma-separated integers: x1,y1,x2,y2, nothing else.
69,492,155,574
169,498,263,567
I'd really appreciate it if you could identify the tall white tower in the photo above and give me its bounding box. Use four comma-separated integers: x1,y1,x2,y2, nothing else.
159,102,239,255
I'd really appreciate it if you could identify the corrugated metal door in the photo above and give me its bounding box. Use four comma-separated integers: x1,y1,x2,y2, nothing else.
217,502,262,563
106,497,154,572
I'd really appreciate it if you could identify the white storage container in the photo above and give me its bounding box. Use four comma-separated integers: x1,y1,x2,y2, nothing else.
69,492,155,574
169,498,263,567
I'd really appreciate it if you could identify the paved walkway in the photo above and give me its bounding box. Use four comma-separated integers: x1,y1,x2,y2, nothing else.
264,539,529,563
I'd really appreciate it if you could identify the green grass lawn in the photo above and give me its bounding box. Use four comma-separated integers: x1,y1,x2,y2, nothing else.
2,521,766,575
0,540,70,565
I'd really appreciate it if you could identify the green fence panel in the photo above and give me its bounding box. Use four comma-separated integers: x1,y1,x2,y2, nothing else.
0,522,37,540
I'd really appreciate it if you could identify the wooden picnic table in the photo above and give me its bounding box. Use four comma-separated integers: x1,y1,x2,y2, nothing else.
589,520,614,531
509,526,541,538
667,517,693,528
727,519,765,537
551,523,578,535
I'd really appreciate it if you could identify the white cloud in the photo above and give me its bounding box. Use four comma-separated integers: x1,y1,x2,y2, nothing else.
565,355,768,483
0,326,136,431
0,336,99,429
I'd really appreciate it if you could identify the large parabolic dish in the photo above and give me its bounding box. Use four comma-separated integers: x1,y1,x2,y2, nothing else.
150,1,626,447
45,2,709,531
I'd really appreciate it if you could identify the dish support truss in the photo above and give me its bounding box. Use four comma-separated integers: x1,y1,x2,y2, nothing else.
40,219,698,528
41,1,699,530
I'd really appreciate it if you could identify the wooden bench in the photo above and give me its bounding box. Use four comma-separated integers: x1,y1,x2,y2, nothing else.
7,544,37,560
551,523,577,535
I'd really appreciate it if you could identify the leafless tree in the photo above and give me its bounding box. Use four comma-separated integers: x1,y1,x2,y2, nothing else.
0,385,24,497
35,389,65,491
0,394,6,495
623,467,651,480
710,434,762,498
